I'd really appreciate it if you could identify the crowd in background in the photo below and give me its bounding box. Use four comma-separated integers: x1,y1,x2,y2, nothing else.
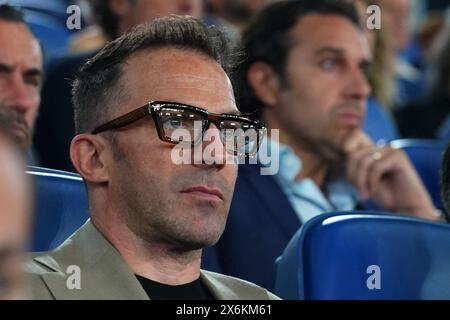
2,0,447,170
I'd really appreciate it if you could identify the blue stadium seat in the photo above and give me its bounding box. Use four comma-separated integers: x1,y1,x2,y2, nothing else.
275,211,450,300
9,0,79,61
27,166,89,251
24,10,72,61
10,0,71,24
389,139,447,211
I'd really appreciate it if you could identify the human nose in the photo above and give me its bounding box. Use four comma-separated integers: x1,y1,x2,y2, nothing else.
344,66,371,101
192,122,227,170
3,71,35,114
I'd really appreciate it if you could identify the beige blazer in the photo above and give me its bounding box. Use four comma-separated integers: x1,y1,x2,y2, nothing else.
24,220,280,300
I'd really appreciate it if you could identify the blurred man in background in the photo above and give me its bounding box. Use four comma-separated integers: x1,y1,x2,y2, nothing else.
376,0,412,53
375,0,426,106
0,4,43,153
203,0,440,291
204,0,275,38
71,0,203,52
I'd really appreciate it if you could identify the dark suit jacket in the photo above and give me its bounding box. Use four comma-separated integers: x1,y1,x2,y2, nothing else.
202,164,301,291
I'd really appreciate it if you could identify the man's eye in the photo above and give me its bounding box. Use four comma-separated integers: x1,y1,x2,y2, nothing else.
167,118,186,128
361,63,371,79
25,77,41,88
321,59,337,71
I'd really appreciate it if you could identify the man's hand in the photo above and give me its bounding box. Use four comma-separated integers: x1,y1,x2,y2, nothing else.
342,130,439,221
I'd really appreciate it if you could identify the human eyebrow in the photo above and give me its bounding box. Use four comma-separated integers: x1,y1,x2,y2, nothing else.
0,63,13,73
315,47,345,57
24,68,43,78
24,68,43,81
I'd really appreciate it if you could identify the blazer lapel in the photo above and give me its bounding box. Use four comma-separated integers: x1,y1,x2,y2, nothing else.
34,220,149,300
200,271,270,300
239,164,301,238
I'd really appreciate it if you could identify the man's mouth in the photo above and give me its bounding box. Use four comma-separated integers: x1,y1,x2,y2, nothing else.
11,123,28,139
336,112,363,127
180,186,224,201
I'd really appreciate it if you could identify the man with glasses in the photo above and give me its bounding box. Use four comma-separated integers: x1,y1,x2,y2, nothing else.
24,16,276,300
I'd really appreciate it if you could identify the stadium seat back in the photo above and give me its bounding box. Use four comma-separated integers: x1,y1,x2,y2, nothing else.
275,211,450,300
390,139,447,211
27,166,89,251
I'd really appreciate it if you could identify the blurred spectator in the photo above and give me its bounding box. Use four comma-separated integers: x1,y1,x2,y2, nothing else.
203,0,439,291
70,0,203,53
377,0,411,52
0,4,43,154
418,11,446,61
375,0,426,106
395,20,450,138
353,0,399,142
203,0,274,41
34,0,203,172
355,0,396,108
0,126,31,300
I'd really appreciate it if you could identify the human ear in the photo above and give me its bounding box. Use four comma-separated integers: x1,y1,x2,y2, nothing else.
70,134,109,183
247,62,282,108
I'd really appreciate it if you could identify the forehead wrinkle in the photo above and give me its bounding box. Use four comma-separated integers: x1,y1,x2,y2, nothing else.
150,74,236,104
150,74,229,89
152,87,237,108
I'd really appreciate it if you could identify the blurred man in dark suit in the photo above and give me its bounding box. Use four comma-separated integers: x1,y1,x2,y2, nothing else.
203,0,440,291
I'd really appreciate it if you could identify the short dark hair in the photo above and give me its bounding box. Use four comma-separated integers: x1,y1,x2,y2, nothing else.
0,4,25,23
236,0,362,118
441,142,450,217
72,15,236,134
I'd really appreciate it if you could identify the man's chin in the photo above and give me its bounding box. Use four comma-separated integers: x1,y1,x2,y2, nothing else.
185,227,225,250
177,236,221,252
10,131,30,154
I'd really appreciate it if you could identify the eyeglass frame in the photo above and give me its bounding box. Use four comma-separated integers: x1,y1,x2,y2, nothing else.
91,100,266,157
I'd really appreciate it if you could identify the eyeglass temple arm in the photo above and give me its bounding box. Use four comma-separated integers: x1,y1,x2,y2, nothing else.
91,105,150,134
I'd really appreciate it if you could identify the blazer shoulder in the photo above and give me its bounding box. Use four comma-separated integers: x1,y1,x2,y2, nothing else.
202,270,281,300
